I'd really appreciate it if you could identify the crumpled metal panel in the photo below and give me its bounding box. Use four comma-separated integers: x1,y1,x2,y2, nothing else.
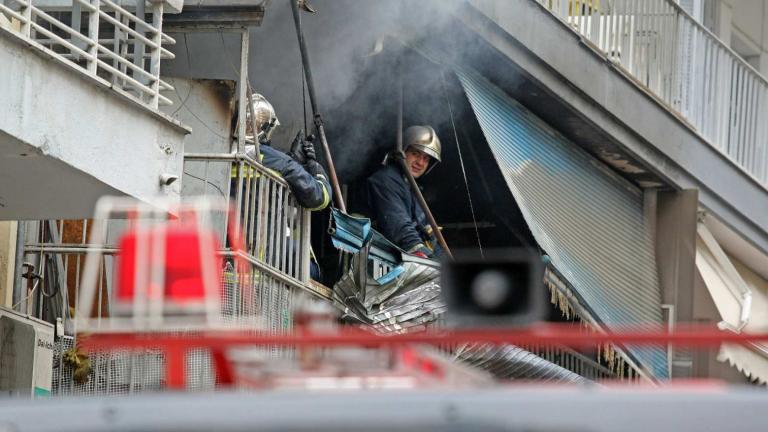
334,259,445,334
457,70,668,378
329,211,592,382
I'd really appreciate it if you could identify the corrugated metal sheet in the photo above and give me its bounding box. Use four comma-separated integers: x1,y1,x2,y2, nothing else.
456,344,590,384
457,70,668,378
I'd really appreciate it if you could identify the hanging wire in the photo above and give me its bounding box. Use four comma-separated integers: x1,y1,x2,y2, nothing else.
441,70,484,258
302,66,309,136
299,10,309,136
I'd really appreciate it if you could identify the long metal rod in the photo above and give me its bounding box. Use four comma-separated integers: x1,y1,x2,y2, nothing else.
395,72,452,259
24,246,120,254
236,29,249,154
289,0,345,212
82,324,768,351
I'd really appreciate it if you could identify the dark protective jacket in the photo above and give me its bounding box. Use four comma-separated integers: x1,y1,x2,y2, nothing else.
248,144,331,211
367,163,435,253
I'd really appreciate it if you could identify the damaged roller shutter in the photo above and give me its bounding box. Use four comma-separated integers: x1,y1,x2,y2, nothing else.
456,69,668,378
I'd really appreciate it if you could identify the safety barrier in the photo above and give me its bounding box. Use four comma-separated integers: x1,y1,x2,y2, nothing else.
17,152,323,395
536,0,768,183
0,0,175,108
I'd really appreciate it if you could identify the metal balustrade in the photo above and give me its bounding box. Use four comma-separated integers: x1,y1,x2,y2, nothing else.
16,153,319,395
0,0,175,108
536,0,768,184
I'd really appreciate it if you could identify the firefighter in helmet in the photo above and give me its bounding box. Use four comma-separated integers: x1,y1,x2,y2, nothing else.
367,125,442,258
230,93,331,281
242,93,331,211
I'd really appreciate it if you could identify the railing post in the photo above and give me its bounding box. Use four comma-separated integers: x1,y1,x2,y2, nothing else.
133,0,146,72
299,209,311,283
71,0,82,38
149,1,163,108
111,10,121,85
86,0,99,74
237,28,249,154
20,0,32,37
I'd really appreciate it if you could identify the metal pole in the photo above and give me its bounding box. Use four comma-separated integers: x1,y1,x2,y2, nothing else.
289,0,346,213
12,221,25,311
395,69,452,259
247,89,260,162
237,29,249,155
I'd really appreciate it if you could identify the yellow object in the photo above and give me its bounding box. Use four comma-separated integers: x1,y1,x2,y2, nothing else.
63,346,92,385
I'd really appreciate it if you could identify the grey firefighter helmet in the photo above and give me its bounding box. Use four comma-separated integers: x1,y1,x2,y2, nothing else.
404,125,441,163
246,93,280,142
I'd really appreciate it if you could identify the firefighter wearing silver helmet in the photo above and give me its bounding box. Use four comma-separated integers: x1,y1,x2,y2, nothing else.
246,93,281,144
238,93,331,212
404,125,442,167
367,125,443,259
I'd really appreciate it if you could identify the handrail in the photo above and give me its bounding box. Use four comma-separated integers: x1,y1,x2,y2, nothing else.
0,0,176,109
534,0,768,185
651,0,768,87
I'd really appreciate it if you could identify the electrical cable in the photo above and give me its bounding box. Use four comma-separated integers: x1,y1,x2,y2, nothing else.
302,64,309,137
172,84,230,139
170,34,194,116
183,171,226,196
441,70,484,258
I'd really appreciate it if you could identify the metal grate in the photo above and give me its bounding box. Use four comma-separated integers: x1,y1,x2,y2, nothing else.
52,335,166,396
27,152,317,396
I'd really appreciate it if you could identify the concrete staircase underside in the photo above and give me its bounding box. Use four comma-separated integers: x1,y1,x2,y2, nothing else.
0,28,189,220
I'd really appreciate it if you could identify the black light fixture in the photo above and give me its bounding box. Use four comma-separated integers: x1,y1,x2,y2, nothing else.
441,249,546,326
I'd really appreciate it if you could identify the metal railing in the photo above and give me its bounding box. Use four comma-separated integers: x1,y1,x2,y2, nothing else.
184,152,314,288
17,152,321,395
536,0,768,184
0,0,175,108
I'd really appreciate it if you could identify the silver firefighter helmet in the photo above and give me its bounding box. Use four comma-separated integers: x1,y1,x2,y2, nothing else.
404,125,441,163
246,93,280,142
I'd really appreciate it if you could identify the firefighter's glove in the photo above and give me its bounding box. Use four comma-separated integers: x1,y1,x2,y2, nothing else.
416,224,431,241
259,120,277,145
288,130,307,164
304,160,323,178
407,243,433,259
302,140,317,161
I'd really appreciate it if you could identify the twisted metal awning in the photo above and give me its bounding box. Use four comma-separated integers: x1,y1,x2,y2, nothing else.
329,210,593,383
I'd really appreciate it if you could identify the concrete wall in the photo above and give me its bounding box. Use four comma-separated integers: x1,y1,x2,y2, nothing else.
161,77,234,234
0,29,189,219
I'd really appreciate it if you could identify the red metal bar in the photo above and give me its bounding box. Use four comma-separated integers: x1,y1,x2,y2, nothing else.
165,346,186,390
80,324,768,352
212,347,234,386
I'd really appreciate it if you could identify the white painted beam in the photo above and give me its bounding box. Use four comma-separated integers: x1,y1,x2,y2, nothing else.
0,30,190,219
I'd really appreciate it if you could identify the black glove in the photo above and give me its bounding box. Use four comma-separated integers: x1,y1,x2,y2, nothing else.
302,140,317,161
304,159,322,177
288,130,307,164
259,120,276,145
